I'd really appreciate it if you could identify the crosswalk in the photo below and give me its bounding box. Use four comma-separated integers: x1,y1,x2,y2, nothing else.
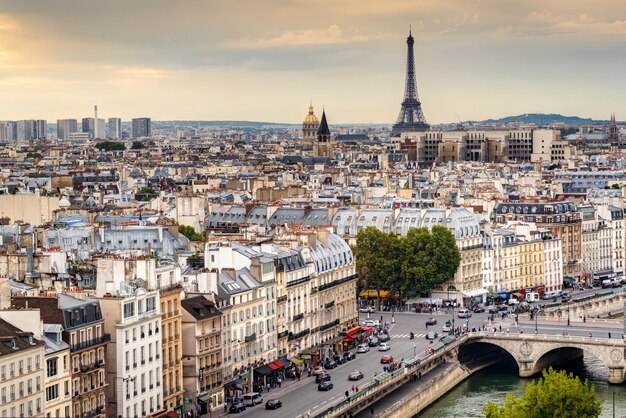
389,333,426,338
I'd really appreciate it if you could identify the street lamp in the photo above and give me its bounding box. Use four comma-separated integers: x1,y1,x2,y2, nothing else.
567,300,571,327
534,307,538,334
413,345,416,357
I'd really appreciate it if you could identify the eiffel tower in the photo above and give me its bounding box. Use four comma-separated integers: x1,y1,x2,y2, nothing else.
391,28,430,136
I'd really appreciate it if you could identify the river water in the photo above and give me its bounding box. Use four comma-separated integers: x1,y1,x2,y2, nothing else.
418,353,626,417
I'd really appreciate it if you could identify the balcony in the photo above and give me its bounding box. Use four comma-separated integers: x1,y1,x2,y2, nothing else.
277,295,288,303
244,333,257,343
292,313,304,321
288,328,310,341
324,300,335,309
71,334,111,352
277,330,289,339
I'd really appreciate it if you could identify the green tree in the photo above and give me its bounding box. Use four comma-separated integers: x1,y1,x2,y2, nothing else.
131,141,146,149
95,141,125,151
179,225,204,242
353,227,392,308
484,368,602,418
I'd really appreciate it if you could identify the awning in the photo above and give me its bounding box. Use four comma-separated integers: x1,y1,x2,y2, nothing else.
166,411,178,418
255,365,273,375
360,326,372,332
462,288,489,298
198,394,211,403
289,357,304,365
279,356,291,366
346,326,362,336
268,360,285,370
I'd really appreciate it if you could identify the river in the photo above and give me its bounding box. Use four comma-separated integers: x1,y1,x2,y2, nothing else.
418,353,626,417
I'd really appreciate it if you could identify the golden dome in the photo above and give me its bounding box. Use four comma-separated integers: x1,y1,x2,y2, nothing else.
304,101,319,124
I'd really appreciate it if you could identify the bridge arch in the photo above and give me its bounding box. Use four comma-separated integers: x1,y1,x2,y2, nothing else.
462,333,626,383
458,341,520,373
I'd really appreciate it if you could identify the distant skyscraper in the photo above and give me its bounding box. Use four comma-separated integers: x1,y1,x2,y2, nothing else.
82,117,105,139
131,118,151,138
302,101,320,142
57,119,78,140
15,120,45,141
391,29,430,136
33,120,47,139
1,121,17,141
82,117,94,138
107,118,122,139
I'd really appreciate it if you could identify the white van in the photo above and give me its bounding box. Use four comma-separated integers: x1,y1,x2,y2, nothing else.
243,392,263,407
525,292,540,303
457,309,472,318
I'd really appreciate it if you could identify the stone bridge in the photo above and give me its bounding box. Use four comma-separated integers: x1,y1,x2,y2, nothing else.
541,290,625,319
462,332,626,383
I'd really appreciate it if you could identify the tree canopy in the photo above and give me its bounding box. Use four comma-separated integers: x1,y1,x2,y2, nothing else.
95,141,125,151
131,141,146,149
179,225,204,242
483,368,602,418
353,225,460,297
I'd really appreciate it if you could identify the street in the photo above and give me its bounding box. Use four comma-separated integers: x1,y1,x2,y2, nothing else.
219,306,624,418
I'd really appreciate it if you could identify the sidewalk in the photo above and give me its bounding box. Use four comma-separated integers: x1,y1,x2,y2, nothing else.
206,375,311,418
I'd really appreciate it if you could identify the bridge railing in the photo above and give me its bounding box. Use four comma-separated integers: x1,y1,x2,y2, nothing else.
540,288,625,313
467,331,625,346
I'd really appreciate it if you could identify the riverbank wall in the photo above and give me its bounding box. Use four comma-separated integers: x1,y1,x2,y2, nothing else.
377,360,498,418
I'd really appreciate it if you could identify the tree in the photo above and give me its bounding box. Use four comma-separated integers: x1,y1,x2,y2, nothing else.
131,141,146,149
179,225,204,242
95,141,125,151
484,368,602,418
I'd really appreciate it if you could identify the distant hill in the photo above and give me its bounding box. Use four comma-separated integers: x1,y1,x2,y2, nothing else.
156,120,297,128
473,113,606,126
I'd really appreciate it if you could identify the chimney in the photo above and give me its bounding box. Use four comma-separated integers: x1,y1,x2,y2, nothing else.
94,105,98,139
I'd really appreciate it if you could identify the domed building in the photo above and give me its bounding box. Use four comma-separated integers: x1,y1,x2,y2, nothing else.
302,101,319,142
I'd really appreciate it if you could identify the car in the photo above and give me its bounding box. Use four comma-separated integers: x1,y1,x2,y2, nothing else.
442,321,452,333
265,399,282,410
343,351,356,361
359,306,375,313
368,337,379,347
312,367,326,376
378,342,391,351
362,319,380,327
473,305,485,313
315,373,331,383
229,402,246,413
348,370,364,381
378,333,390,342
425,318,437,326
323,359,337,369
333,354,347,365
243,393,263,407
356,344,370,353
318,381,334,391
497,305,509,312
426,331,438,340
380,355,394,364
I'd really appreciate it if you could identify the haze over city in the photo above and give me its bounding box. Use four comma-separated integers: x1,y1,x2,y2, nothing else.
1,0,625,123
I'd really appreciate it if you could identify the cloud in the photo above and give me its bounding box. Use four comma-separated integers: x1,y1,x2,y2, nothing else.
115,66,171,79
527,9,626,36
225,25,390,49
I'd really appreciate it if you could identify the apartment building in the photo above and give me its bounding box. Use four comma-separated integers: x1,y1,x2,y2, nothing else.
12,294,109,418
0,318,45,418
99,288,163,418
181,295,223,414
159,284,184,417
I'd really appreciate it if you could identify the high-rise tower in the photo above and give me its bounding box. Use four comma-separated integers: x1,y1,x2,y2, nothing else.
391,28,429,136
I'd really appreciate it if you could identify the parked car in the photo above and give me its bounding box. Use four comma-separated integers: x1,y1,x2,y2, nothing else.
356,344,370,353
348,370,364,381
243,393,263,407
312,367,326,376
380,355,394,364
425,318,437,326
442,321,452,333
378,342,391,351
472,305,485,313
265,399,283,410
343,351,356,361
323,359,337,369
334,354,347,365
359,306,375,313
318,381,334,391
316,373,331,383
229,402,246,413
362,319,380,327
426,331,438,340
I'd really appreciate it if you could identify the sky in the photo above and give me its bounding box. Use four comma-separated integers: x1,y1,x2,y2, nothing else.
1,0,625,124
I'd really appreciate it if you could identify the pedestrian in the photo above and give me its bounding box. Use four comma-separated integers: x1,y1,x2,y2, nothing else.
352,385,355,393
356,385,359,392
609,332,612,339
224,401,228,412
277,376,282,387
345,390,350,399
370,407,375,417
499,325,502,332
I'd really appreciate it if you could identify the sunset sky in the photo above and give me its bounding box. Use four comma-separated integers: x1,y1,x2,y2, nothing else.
1,0,625,123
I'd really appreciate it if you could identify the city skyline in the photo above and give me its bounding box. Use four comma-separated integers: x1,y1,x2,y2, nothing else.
1,0,625,123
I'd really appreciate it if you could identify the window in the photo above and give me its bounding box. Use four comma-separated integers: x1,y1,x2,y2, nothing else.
146,296,156,312
46,358,57,378
45,384,59,402
123,302,135,318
